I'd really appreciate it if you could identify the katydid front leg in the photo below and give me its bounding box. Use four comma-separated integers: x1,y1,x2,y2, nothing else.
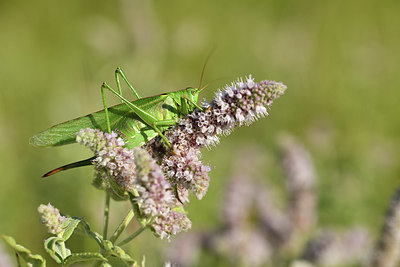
153,119,178,147
182,95,204,112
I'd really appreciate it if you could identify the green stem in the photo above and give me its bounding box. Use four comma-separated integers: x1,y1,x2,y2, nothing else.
109,209,134,243
117,226,146,246
103,191,111,239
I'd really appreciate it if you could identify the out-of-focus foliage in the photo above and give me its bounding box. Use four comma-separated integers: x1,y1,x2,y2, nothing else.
166,143,371,266
0,0,399,266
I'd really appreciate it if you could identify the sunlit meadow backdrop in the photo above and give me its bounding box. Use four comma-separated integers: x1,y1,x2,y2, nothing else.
1,0,399,266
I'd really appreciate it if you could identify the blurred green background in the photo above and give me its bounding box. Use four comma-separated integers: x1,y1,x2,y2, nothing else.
1,0,399,266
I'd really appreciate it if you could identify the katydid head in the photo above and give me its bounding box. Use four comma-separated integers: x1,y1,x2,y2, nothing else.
184,86,201,105
170,87,202,116
178,80,217,115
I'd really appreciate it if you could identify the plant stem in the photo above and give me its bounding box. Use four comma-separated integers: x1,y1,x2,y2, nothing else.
110,209,134,243
117,226,146,246
103,191,111,239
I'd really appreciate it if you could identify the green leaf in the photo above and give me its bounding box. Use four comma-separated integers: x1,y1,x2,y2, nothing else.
44,236,71,264
101,240,137,265
78,220,104,248
2,235,46,267
60,217,81,241
111,245,137,265
63,252,107,266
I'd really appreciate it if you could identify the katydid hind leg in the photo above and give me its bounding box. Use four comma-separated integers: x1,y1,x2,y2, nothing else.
102,82,159,123
115,67,141,99
102,83,183,148
101,80,142,134
100,84,112,133
114,68,123,103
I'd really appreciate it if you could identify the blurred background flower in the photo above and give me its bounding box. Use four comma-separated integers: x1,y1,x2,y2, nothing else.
1,0,399,265
165,140,371,266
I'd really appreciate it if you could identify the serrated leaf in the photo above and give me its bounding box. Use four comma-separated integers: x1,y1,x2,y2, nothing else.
44,236,71,264
101,240,136,265
60,217,81,240
110,244,136,265
78,220,104,247
63,252,107,265
2,235,46,267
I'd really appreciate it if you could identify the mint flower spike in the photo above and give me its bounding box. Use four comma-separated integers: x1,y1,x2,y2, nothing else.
37,203,66,235
132,147,191,239
132,147,174,218
152,209,192,240
76,130,192,239
169,76,287,149
76,128,136,198
145,76,287,201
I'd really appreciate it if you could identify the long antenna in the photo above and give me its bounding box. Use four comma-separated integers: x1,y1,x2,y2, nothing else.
198,47,216,89
199,77,227,92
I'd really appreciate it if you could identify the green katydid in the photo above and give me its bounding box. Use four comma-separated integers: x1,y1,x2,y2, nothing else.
31,67,211,177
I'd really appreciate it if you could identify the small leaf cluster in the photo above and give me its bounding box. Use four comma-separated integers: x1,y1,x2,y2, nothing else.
3,205,145,266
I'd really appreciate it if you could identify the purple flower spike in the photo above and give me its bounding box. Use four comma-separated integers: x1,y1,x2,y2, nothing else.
76,128,136,194
77,130,192,238
132,147,174,218
145,76,287,201
131,148,192,239
152,209,192,240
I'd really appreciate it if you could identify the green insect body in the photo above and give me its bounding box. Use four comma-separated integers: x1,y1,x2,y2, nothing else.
31,67,205,176
32,87,201,149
